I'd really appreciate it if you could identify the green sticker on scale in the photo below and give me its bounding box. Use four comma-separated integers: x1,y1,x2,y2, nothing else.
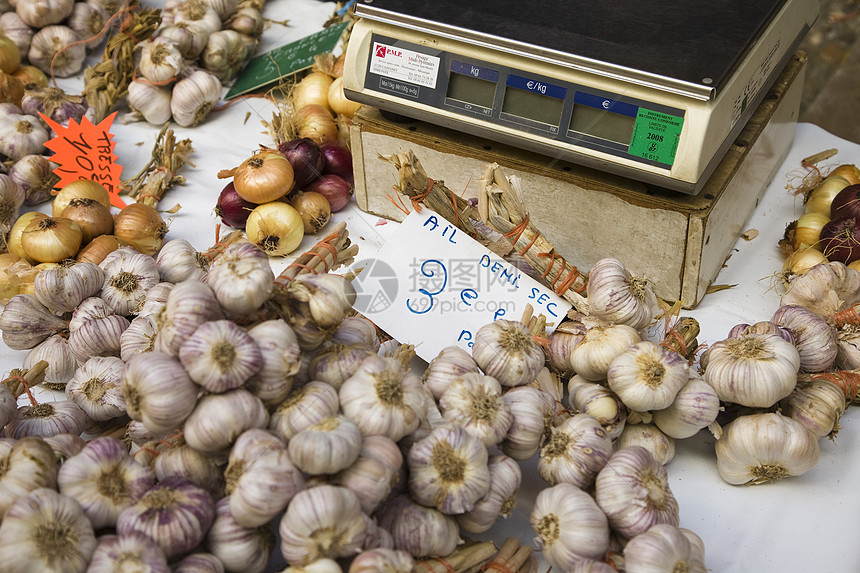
628,109,684,166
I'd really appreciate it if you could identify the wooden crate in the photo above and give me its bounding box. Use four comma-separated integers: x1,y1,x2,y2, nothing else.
350,52,807,307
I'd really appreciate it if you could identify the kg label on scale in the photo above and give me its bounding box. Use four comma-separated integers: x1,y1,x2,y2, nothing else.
369,42,440,89
628,109,684,166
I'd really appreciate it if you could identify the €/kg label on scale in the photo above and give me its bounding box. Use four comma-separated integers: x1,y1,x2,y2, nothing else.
628,109,684,166
370,42,440,89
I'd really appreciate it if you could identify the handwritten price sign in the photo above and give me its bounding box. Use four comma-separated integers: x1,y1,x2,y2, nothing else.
42,112,126,209
350,209,571,362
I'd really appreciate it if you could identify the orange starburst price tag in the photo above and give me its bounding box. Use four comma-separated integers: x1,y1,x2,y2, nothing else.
41,111,126,209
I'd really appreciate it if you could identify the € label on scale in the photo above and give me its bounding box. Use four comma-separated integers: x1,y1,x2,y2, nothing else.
350,209,571,362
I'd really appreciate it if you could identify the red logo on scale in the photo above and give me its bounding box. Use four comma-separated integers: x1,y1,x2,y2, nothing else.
376,45,387,58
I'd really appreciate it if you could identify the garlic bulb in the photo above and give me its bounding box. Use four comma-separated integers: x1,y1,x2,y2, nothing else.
156,280,225,356
772,304,838,372
607,341,690,411
6,400,88,439
0,436,59,517
70,296,111,331
438,371,513,446
99,246,161,316
715,412,820,484
173,0,222,33
16,0,75,27
23,333,77,387
278,272,357,349
57,436,155,528
156,238,211,283
225,428,305,527
0,12,33,55
0,382,16,428
569,323,642,381
339,355,428,442
34,260,105,314
172,552,225,573
87,531,170,573
120,315,159,360
334,434,403,514
586,257,658,330
8,153,57,205
595,446,679,538
117,476,216,560
0,110,48,160
28,25,86,77
376,494,460,559
538,412,612,488
530,482,610,568
288,415,363,475
122,351,200,434
43,432,86,462
471,319,544,387
183,388,268,453
279,484,369,566
703,332,800,407
138,281,174,317
67,2,109,52
332,316,381,351
781,374,848,438
65,355,126,420
500,385,556,460
204,240,273,314
407,423,491,514
780,261,860,318
156,22,210,59
837,325,860,370
179,319,262,392
138,37,184,83
567,375,627,439
308,344,377,390
348,548,413,573
153,441,226,498
615,423,676,465
206,497,274,573
652,374,721,439
0,487,96,573
245,318,301,406
623,524,707,573
0,173,25,233
422,345,480,399
269,380,340,440
201,29,248,81
127,78,174,125
170,69,222,127
67,313,129,363
456,453,522,533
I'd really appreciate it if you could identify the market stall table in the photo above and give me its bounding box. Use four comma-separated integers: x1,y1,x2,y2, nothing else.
2,1,860,571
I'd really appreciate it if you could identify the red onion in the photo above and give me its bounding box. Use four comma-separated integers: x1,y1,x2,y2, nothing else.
320,142,353,182
278,137,324,188
830,184,860,219
215,181,255,229
305,173,353,212
819,216,860,264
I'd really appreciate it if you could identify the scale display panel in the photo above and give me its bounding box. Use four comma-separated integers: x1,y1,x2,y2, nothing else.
343,0,818,194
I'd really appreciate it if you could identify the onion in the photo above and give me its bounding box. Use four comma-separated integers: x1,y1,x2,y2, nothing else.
819,216,860,264
328,76,361,118
215,181,255,229
278,138,324,189
289,190,331,234
224,150,295,204
245,201,304,257
292,71,333,111
790,211,830,250
61,197,114,244
113,203,167,256
76,235,127,265
52,179,112,217
830,183,860,219
829,164,860,185
295,104,339,146
320,142,353,182
305,174,353,212
805,175,850,216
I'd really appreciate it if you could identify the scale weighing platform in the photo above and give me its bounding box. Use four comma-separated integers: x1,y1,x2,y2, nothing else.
342,0,818,194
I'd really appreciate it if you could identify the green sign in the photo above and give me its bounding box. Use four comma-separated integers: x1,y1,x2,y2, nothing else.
225,21,349,99
628,109,685,167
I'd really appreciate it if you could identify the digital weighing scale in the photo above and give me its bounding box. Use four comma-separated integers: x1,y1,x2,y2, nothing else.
342,0,818,194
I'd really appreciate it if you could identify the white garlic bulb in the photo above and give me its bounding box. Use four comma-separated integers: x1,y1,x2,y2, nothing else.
67,313,129,363
173,0,222,33
349,548,415,573
567,375,627,439
407,423,491,514
780,261,860,318
127,79,174,125
138,37,184,83
652,374,721,439
703,332,800,407
28,25,86,77
780,374,848,438
538,412,612,488
279,485,368,566
772,303,838,372
156,22,210,59
288,415,363,475
201,29,248,81
156,280,225,356
207,497,275,573
6,400,88,439
183,388,268,454
87,531,170,573
334,434,403,514
122,351,200,434
204,240,273,314
245,318,302,406
120,315,159,360
500,385,556,460
226,429,305,528
156,239,210,283
607,340,690,411
0,436,59,517
615,423,676,465
456,454,522,533
471,319,544,387
34,260,104,313
153,442,226,498
65,355,126,421
714,412,820,484
422,345,480,399
23,333,77,387
138,281,174,318
530,482,610,568
99,246,161,316
623,524,707,573
569,323,642,381
179,319,262,392
0,110,49,160
16,0,75,27
170,69,223,127
595,446,679,538
0,487,96,573
586,257,658,330
269,380,340,441
70,296,112,331
376,494,460,559
438,371,513,446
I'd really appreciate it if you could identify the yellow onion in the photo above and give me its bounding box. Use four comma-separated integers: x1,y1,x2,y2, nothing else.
75,234,127,265
805,175,850,216
52,179,112,217
782,246,828,279
245,201,304,257
289,190,331,234
21,215,83,263
295,104,339,146
7,211,48,263
328,76,361,118
61,197,114,244
0,70,24,106
829,164,860,186
113,203,167,256
0,34,21,74
791,211,830,250
224,150,295,204
0,253,37,303
12,65,49,89
292,71,333,111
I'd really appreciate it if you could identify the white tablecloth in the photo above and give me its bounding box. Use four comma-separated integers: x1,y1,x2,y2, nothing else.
4,1,860,570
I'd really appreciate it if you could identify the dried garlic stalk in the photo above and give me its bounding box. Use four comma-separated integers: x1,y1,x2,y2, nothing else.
121,125,195,207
